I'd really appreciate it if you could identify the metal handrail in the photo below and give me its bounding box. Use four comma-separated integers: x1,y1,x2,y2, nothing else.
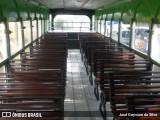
51,22,91,31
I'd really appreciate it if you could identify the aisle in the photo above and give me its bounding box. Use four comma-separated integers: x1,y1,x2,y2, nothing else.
64,49,103,120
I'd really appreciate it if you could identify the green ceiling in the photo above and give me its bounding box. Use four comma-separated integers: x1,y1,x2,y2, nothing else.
95,0,160,23
0,0,49,22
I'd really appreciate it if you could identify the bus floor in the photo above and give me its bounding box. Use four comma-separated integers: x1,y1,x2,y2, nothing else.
65,49,113,120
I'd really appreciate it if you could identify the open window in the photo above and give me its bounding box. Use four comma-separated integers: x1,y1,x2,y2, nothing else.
23,21,31,46
105,21,111,37
38,20,42,37
120,21,130,46
42,19,45,35
101,19,105,35
0,66,5,73
54,15,90,32
111,21,119,41
8,22,22,55
32,20,37,40
46,19,49,32
0,23,7,62
49,14,52,31
132,22,149,54
98,19,101,33
151,24,160,63
92,15,95,31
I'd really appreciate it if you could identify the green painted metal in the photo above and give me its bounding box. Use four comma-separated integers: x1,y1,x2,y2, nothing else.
113,3,126,21
96,0,160,23
154,0,160,23
29,3,49,20
41,7,49,20
121,4,134,22
40,7,44,20
106,7,114,20
15,0,29,20
95,9,102,19
25,2,31,20
0,0,48,21
43,8,49,20
25,3,36,20
135,0,160,22
45,9,49,20
0,0,19,21
34,5,41,19
0,3,4,22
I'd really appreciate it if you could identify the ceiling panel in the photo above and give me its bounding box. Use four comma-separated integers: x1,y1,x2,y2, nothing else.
32,0,121,10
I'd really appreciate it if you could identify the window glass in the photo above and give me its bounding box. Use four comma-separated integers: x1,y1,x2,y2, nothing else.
92,15,95,31
38,20,42,37
105,21,111,37
95,20,98,32
120,22,130,46
98,20,101,33
101,20,105,35
0,66,5,73
151,24,160,63
46,20,49,32
49,14,52,31
54,15,90,32
23,21,31,46
25,48,30,52
13,54,21,60
132,22,149,54
0,23,7,62
9,22,22,55
42,20,45,35
32,20,37,40
111,21,119,41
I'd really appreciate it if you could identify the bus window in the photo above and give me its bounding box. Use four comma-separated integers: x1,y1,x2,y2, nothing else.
105,21,111,37
49,14,52,31
151,24,160,63
38,20,42,37
42,19,45,35
120,22,130,46
32,20,37,40
111,21,119,41
54,15,90,32
92,15,95,31
46,19,49,32
132,22,149,54
0,23,7,62
13,54,21,59
23,21,31,46
101,19,105,35
0,66,5,73
98,19,101,33
25,47,30,52
9,22,22,55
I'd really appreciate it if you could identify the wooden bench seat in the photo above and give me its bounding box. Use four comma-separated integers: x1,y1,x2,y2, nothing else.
93,58,151,100
98,59,152,115
0,72,65,115
21,53,67,57
0,32,68,119
89,51,135,85
83,45,123,74
126,94,160,120
30,45,67,50
80,40,111,60
85,46,124,74
106,71,159,120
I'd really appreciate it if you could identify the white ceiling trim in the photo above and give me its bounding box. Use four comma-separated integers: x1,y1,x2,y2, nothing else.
33,0,120,10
